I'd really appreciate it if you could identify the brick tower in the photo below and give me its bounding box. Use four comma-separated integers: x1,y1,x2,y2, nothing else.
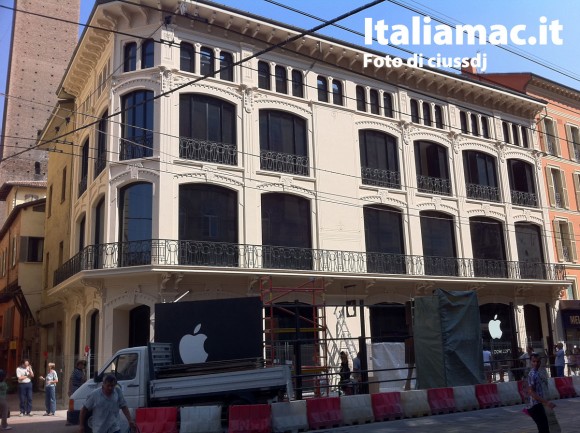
0,0,80,223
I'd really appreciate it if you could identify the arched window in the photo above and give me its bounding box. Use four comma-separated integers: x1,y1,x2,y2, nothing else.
422,102,431,126
502,121,511,143
258,61,270,89
481,116,490,138
359,130,400,189
78,215,86,251
275,65,287,94
119,182,152,266
179,94,236,165
291,70,303,98
219,51,233,81
460,111,468,133
507,159,537,207
463,150,499,202
317,75,328,102
179,184,238,266
123,42,137,72
95,111,108,177
434,105,443,129
200,46,214,76
141,39,154,69
469,217,507,278
34,161,41,175
414,141,452,195
515,222,545,279
79,139,89,196
363,204,405,274
331,79,343,106
262,193,312,270
410,99,419,123
356,86,366,111
369,89,379,114
121,90,154,160
259,110,308,176
420,211,457,276
470,113,479,136
383,93,393,118
180,42,195,73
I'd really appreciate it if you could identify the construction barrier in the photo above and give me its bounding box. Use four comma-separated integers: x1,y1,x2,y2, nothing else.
306,397,342,430
400,389,431,418
427,387,456,414
228,404,271,433
371,392,403,421
475,383,501,409
340,394,374,425
497,381,523,406
547,378,560,400
452,385,479,411
135,407,178,433
271,400,309,433
554,377,577,398
180,406,222,433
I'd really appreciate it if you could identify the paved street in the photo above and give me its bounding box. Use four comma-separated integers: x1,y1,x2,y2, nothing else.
3,391,579,432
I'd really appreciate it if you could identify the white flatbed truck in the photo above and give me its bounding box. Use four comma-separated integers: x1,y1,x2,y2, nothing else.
67,343,293,430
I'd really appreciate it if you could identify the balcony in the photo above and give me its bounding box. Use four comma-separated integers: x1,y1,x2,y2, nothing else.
361,167,401,189
53,240,566,286
466,183,500,202
179,138,237,166
120,133,153,160
417,175,452,196
260,150,309,176
511,190,538,207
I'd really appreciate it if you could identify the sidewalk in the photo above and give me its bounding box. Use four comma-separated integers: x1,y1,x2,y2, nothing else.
6,390,68,416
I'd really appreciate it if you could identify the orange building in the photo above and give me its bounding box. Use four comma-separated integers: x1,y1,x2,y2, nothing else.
483,73,580,348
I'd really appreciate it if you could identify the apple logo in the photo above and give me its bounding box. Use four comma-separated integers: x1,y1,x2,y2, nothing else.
488,315,502,340
179,323,209,364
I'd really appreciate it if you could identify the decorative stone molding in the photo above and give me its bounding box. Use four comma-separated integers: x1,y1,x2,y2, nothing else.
257,181,315,196
360,193,406,208
81,279,105,303
253,96,312,116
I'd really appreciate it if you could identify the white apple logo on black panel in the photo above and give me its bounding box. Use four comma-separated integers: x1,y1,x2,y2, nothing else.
179,323,209,363
488,315,503,340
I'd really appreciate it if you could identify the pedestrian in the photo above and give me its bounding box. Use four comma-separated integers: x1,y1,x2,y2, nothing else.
352,351,362,394
39,362,58,416
69,359,87,397
16,359,34,416
525,352,556,433
483,347,493,383
338,351,352,395
520,346,534,376
78,374,136,433
0,370,12,430
566,346,576,376
554,343,565,377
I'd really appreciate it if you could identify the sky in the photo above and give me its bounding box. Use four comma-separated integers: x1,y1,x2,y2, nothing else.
1,0,579,137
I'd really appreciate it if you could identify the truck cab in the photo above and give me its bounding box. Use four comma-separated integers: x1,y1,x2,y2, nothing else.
67,346,148,426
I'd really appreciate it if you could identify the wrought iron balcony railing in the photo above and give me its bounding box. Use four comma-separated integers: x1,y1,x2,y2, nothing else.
417,175,452,196
120,133,154,160
179,138,238,166
260,150,309,176
511,190,538,208
53,240,566,286
466,183,500,202
361,167,401,189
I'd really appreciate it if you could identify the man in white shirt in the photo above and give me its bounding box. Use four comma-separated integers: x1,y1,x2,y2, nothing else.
16,359,33,416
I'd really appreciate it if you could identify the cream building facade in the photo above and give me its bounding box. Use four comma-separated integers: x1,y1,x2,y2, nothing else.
41,0,567,385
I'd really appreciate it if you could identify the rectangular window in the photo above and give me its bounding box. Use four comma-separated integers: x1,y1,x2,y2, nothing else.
422,102,432,126
141,39,154,69
460,111,468,134
369,89,379,114
48,185,53,217
11,237,16,268
123,42,137,72
58,241,64,267
356,86,366,111
21,237,44,262
61,167,67,202
44,252,49,288
481,116,490,138
434,105,443,129
554,219,577,262
331,79,342,106
200,46,214,76
383,93,393,118
410,99,419,123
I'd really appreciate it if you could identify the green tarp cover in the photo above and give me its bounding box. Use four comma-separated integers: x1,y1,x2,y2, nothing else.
414,289,484,389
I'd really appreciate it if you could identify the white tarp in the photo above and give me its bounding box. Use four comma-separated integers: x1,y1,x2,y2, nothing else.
370,342,415,391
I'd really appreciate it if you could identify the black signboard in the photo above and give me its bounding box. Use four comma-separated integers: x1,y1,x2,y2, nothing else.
155,297,263,364
561,310,580,329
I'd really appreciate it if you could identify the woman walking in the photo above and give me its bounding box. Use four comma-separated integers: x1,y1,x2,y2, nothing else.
39,362,58,416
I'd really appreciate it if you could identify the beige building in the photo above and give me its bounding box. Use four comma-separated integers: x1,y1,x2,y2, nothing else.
0,181,46,380
41,0,567,387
